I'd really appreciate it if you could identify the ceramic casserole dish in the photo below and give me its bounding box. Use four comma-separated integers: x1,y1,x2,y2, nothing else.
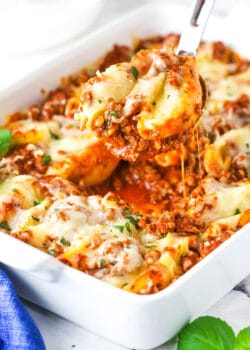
0,3,250,349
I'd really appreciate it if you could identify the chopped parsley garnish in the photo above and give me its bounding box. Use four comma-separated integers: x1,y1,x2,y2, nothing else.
125,222,132,236
60,237,71,246
42,155,52,165
234,208,241,215
123,209,139,229
11,188,17,192
0,129,11,155
31,215,40,222
98,99,102,104
128,52,134,58
181,253,188,257
162,233,168,238
128,216,138,228
110,110,118,116
34,200,42,206
48,249,55,256
145,245,157,249
113,225,124,233
0,221,11,231
246,143,249,148
54,208,60,212
100,258,105,267
126,245,131,249
130,66,139,79
49,129,60,140
123,209,132,216
167,95,171,99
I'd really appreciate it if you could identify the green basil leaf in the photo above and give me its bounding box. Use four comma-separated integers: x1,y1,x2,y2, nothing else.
0,129,11,155
177,316,235,350
236,327,250,350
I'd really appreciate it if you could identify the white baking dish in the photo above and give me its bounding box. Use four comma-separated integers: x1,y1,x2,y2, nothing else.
0,3,250,349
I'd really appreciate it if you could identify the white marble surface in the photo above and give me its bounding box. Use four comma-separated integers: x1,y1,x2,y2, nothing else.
1,0,250,349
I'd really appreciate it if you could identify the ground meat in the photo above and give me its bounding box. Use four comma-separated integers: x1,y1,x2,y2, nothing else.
99,45,132,72
0,145,48,178
181,251,200,272
134,33,180,51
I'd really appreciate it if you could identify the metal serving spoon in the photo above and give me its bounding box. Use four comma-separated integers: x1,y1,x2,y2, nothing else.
177,0,216,56
177,0,216,107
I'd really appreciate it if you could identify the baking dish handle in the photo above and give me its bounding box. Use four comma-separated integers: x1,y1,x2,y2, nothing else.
0,231,63,282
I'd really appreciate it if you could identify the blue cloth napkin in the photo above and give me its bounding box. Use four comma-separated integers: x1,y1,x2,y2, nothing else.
0,269,46,350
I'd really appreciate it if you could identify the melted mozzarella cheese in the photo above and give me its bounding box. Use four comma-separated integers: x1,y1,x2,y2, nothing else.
8,119,59,148
80,65,135,127
189,178,250,224
98,237,143,273
201,214,240,241
20,194,127,241
1,116,118,186
204,128,250,175
196,50,231,82
0,175,42,209
207,68,250,113
77,48,202,141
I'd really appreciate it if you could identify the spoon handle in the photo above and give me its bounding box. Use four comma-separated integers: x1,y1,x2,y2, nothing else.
177,0,216,56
